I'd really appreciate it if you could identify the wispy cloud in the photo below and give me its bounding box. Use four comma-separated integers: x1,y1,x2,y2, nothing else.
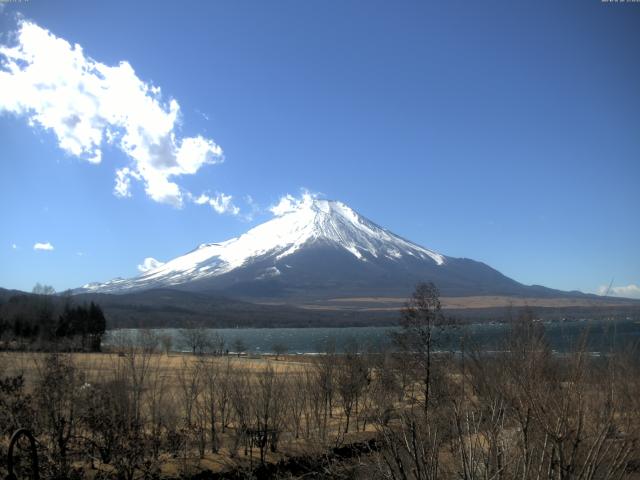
191,192,240,215
597,283,640,299
0,20,224,208
269,189,319,216
137,257,165,273
195,109,210,121
239,195,262,222
33,242,54,251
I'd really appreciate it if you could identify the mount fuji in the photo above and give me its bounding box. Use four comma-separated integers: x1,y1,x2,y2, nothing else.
80,197,573,302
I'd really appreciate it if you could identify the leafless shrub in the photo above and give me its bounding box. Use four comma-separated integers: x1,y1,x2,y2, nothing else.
0,292,638,480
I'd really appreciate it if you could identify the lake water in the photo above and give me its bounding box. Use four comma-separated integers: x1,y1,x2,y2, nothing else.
104,318,640,354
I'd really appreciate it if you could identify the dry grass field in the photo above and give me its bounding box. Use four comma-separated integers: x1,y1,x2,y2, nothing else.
1,312,639,479
0,349,380,478
308,295,640,310
0,351,309,382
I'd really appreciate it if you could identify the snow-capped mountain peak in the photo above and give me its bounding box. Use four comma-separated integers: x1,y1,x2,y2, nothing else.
81,198,446,293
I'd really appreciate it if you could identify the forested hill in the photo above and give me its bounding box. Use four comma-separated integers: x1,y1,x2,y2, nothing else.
0,287,106,350
2,287,639,331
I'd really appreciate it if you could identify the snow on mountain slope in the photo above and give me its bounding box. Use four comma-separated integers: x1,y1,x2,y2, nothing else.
81,198,446,293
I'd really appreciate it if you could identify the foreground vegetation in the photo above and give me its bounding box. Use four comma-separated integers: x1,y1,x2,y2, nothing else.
1,284,639,479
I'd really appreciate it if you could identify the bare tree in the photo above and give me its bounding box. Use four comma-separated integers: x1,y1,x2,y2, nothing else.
284,372,307,440
229,368,252,458
33,353,82,478
393,282,443,414
336,340,370,433
176,358,202,431
272,342,288,360
233,337,247,357
312,346,337,442
199,356,221,453
250,365,286,464
179,327,205,355
159,334,173,355
215,357,233,434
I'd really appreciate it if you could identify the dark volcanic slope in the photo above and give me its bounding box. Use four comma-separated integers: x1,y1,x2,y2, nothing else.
67,288,640,328
72,289,395,328
78,198,594,301
185,243,564,300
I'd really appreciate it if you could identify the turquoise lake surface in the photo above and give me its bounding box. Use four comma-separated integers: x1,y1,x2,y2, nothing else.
104,318,640,354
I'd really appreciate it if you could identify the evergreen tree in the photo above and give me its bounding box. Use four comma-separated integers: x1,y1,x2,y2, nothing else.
88,302,106,351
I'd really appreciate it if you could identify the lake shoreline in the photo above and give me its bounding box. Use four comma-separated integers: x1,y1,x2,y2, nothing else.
103,318,640,354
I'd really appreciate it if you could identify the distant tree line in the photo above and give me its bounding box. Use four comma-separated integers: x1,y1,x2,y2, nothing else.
0,284,106,351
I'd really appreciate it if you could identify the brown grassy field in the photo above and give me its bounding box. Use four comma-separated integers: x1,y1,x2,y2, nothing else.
0,351,308,381
2,317,639,480
0,350,378,478
311,295,640,310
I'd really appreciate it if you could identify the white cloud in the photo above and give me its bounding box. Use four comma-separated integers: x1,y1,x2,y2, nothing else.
269,189,318,216
11,243,18,250
239,194,262,221
137,257,165,273
597,284,640,299
0,20,223,207
114,167,140,198
33,242,54,251
192,192,240,215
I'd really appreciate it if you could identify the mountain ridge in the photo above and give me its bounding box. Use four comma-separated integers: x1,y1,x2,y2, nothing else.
77,198,602,301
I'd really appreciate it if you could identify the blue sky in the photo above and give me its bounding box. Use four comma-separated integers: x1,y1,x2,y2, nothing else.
0,0,638,297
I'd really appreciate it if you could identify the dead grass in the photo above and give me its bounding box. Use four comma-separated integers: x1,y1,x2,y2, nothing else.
0,351,309,390
312,295,638,309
